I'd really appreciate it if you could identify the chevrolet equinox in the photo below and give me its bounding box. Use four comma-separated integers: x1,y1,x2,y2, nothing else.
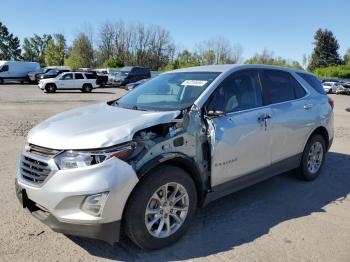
16,64,334,250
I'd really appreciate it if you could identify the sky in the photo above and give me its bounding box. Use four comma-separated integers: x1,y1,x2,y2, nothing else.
2,0,350,64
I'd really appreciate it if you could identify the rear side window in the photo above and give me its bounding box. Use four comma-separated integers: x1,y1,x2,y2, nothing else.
260,70,305,104
75,73,84,79
297,73,325,94
292,77,307,99
85,73,97,79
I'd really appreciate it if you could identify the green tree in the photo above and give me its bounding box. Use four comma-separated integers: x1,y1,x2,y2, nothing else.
245,49,303,70
308,29,342,71
103,56,124,68
177,50,200,68
314,65,350,79
22,34,52,66
344,48,350,64
0,21,22,60
65,33,94,68
44,34,66,66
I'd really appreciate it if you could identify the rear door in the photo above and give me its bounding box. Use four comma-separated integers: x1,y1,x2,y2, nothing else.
260,69,313,163
85,73,97,87
74,73,85,89
206,69,272,186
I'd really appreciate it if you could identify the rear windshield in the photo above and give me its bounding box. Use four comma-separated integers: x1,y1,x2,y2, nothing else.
297,73,325,94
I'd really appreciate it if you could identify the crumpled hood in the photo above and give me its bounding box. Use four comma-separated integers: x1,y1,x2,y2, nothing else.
27,102,180,150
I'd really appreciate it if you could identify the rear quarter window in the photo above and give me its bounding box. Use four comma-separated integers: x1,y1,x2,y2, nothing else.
297,73,326,94
85,73,97,79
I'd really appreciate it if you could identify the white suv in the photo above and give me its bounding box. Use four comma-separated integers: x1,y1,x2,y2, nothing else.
17,65,334,250
38,72,98,93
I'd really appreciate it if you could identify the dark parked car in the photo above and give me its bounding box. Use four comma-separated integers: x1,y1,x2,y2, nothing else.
112,66,151,87
91,70,109,87
37,69,70,81
125,79,148,90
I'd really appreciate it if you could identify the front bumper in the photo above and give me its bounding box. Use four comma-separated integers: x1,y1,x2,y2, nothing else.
15,181,121,243
16,153,138,243
38,82,45,90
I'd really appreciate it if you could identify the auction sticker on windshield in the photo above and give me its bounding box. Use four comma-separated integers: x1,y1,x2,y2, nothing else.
181,80,208,86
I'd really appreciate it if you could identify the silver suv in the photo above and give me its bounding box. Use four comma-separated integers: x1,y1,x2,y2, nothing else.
16,65,334,250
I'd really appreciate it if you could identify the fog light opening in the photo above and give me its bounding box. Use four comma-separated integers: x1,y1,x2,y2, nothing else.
81,192,109,217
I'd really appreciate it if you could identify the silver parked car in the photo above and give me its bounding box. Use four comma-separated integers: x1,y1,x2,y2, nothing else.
16,64,334,250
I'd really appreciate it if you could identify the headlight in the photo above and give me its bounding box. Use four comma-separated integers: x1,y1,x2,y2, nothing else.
54,142,134,170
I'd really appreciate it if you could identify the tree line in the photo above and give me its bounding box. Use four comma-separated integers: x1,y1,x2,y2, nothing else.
0,20,349,77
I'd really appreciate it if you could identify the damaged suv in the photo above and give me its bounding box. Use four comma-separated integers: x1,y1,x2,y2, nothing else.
16,65,334,250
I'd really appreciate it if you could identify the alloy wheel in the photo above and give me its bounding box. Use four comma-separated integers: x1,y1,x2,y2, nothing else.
145,182,189,238
307,141,323,174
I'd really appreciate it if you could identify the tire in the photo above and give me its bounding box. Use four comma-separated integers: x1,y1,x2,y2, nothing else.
124,165,197,250
44,84,56,93
298,134,326,181
0,78,3,84
81,84,93,93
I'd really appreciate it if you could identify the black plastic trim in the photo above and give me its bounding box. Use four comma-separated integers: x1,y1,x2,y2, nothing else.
31,210,121,244
203,154,302,205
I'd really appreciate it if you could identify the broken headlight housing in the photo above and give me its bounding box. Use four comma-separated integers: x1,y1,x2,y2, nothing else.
54,142,134,170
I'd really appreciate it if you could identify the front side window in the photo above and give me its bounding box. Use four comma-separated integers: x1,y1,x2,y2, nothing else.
61,73,73,80
207,70,263,113
116,72,220,111
0,65,9,72
260,70,305,104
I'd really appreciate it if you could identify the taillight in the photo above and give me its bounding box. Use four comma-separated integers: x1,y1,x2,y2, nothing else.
328,97,334,109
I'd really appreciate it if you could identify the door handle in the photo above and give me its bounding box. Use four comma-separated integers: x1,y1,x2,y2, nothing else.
258,114,271,130
304,103,313,110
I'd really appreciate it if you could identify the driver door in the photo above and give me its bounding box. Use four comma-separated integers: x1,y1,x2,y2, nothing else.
206,70,272,186
57,73,74,89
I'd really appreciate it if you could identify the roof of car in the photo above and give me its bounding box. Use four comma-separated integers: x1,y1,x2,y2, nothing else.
169,64,310,75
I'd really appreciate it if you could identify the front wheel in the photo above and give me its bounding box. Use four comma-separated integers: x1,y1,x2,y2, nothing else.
44,84,56,93
298,134,326,181
124,165,197,250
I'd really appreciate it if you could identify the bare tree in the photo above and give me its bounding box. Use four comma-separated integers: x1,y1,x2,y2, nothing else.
98,21,116,64
195,36,243,65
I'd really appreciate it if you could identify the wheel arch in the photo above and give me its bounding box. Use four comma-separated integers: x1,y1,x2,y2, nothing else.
45,82,56,88
305,126,330,151
136,153,206,206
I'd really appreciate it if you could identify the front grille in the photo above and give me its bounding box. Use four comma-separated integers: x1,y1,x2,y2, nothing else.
27,144,61,158
20,156,51,184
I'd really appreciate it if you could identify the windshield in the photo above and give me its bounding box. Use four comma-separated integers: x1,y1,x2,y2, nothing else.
116,71,129,77
115,72,220,111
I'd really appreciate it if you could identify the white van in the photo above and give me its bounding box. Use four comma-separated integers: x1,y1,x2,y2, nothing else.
0,61,40,84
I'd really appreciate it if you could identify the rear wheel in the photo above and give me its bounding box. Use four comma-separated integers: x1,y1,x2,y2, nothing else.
298,134,326,181
81,84,93,93
44,83,56,93
124,165,197,250
0,78,3,84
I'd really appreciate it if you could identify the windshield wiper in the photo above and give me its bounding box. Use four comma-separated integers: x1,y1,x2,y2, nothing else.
131,105,147,111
